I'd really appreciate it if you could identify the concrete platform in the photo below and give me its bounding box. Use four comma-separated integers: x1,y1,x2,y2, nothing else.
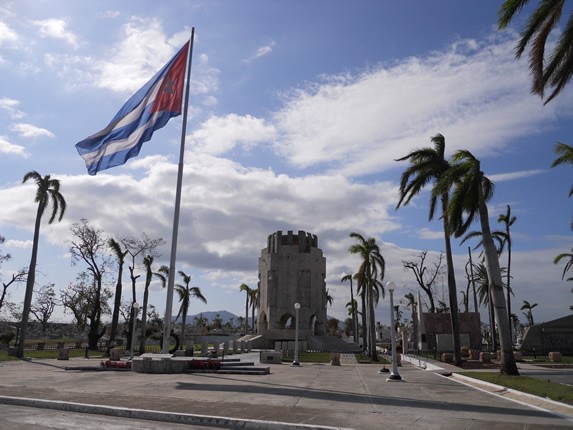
0,352,572,429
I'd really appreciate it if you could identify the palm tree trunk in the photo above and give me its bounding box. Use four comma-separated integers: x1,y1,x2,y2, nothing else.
442,197,462,366
506,243,512,344
181,310,187,350
140,286,149,353
245,293,249,334
349,280,358,344
108,266,123,355
18,205,43,358
361,292,367,351
368,283,378,361
468,247,478,313
478,181,519,375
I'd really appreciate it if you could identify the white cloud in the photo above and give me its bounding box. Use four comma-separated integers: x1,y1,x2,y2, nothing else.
418,228,443,240
243,41,276,63
10,123,55,138
5,239,32,249
489,169,545,182
271,34,559,177
0,135,28,156
0,21,18,46
190,114,276,155
32,18,79,48
0,97,25,119
94,18,189,93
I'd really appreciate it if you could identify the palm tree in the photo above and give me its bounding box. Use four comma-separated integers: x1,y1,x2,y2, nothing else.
498,0,573,104
139,255,154,353
554,249,573,282
325,289,334,308
396,134,462,366
18,171,66,358
551,142,573,198
348,232,385,361
403,292,417,348
175,271,206,349
498,205,517,342
239,283,251,334
436,150,519,375
341,273,359,344
108,238,128,354
521,300,538,326
249,287,259,333
472,262,498,351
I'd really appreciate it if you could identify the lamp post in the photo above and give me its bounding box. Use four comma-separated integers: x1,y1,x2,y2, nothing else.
292,302,301,366
386,282,402,381
130,302,140,360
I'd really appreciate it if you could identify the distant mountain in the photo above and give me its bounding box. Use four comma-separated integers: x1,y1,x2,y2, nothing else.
172,310,243,325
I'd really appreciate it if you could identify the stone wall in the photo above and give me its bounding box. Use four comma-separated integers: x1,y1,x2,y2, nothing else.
422,312,481,351
520,314,573,355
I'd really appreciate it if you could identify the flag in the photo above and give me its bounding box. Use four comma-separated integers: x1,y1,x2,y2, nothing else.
76,41,190,175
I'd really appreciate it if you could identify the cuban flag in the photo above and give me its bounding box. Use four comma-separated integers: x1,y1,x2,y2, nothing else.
76,41,190,175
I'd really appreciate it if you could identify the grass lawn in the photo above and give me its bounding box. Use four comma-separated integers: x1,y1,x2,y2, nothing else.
459,372,573,406
0,349,99,361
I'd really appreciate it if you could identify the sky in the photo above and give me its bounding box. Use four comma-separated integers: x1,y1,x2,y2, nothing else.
0,0,572,330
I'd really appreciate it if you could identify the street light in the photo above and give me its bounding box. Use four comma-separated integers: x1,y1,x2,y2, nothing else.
130,302,140,360
292,302,301,366
386,282,402,381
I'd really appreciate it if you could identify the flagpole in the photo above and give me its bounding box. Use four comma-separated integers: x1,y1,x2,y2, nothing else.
162,27,195,354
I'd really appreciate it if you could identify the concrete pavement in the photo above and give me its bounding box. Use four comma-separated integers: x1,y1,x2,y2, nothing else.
0,352,572,429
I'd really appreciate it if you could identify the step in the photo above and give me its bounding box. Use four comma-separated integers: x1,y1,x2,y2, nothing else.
217,366,270,375
220,361,255,367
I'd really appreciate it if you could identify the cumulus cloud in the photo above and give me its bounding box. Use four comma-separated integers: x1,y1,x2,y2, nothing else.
0,21,18,45
5,239,32,249
272,34,559,177
10,123,55,138
0,136,28,156
190,114,276,155
94,18,189,93
32,18,79,48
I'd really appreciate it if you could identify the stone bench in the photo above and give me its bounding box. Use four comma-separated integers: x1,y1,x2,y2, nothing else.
260,351,282,364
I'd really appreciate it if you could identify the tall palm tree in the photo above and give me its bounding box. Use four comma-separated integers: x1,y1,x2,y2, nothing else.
139,255,154,353
498,205,517,342
521,300,538,326
396,134,462,366
107,238,128,354
499,0,573,104
249,287,259,333
175,271,206,349
341,273,359,344
437,150,519,375
18,171,66,358
239,283,251,334
551,142,573,198
349,232,385,361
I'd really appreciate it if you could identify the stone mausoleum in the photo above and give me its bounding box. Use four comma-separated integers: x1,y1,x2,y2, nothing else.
256,230,327,349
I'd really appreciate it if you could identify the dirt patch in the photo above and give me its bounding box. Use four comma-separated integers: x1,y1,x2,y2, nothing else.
457,360,500,370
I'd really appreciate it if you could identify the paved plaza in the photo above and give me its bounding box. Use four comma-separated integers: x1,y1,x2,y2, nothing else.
0,352,572,429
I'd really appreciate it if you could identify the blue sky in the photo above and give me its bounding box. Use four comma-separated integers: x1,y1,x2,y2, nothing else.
0,0,571,328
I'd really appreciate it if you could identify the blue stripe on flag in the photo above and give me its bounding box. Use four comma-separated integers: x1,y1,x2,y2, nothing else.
76,42,188,175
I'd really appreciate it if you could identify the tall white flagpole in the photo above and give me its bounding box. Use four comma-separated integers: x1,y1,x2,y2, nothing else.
162,28,195,354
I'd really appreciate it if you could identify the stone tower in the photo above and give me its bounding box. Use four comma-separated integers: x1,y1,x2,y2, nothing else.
257,230,327,346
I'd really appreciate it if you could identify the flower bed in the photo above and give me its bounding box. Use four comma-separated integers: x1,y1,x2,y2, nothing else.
100,360,131,370
189,359,221,370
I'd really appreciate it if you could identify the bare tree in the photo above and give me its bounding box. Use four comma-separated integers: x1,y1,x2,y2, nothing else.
69,219,111,349
402,251,444,313
121,233,164,352
30,283,57,335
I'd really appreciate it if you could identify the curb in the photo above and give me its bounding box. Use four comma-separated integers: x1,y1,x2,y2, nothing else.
446,373,573,421
0,395,353,430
